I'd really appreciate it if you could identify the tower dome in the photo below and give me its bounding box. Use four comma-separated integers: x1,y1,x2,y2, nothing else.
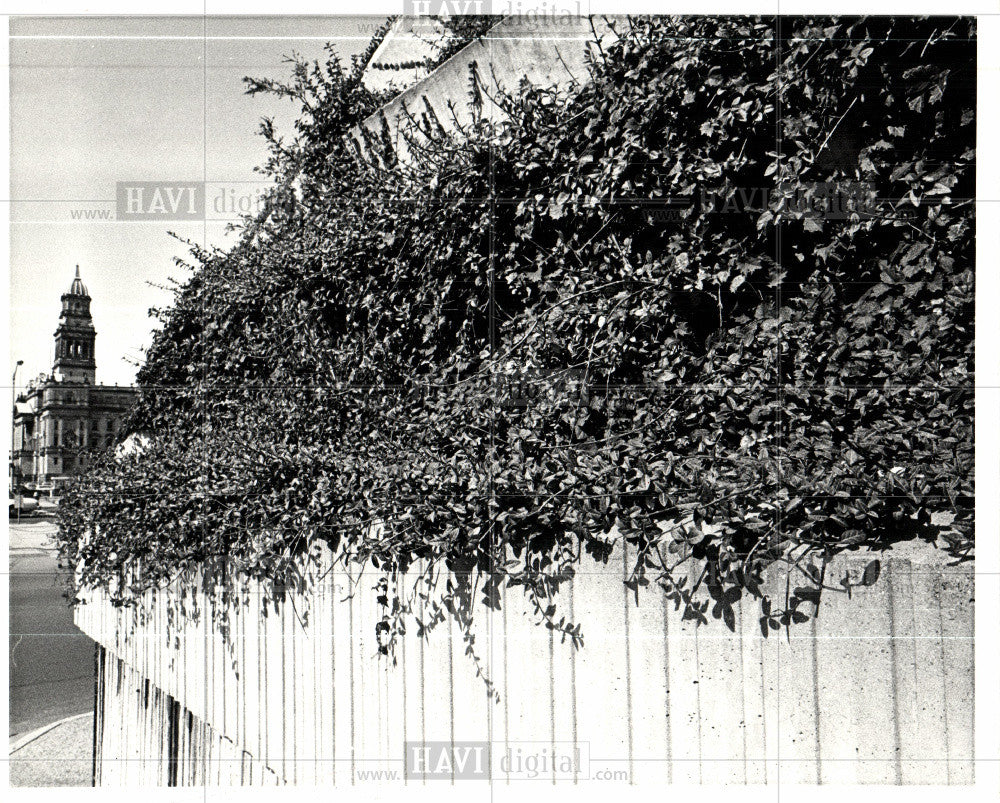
68,265,89,296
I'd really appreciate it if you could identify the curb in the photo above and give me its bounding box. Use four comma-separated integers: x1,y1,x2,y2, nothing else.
9,712,92,754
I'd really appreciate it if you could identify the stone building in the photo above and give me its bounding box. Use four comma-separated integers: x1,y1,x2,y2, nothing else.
12,267,137,494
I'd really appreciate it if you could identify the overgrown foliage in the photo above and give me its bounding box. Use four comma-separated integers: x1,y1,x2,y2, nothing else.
426,15,497,68
59,17,974,655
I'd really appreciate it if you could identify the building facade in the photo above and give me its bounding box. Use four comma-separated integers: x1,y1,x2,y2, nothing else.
13,267,137,494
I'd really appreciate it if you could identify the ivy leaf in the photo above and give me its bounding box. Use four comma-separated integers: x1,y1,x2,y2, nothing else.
861,560,881,587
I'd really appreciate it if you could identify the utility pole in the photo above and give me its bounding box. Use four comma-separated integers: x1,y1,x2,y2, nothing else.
11,359,23,521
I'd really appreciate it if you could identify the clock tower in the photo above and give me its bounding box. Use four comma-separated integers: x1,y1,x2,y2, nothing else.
52,265,97,384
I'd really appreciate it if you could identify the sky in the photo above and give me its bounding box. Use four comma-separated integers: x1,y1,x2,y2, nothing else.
8,15,387,390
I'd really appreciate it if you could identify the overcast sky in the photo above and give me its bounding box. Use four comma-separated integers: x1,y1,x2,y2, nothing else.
9,15,384,389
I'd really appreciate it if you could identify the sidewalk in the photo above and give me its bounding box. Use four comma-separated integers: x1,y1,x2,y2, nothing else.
9,712,93,786
8,514,59,553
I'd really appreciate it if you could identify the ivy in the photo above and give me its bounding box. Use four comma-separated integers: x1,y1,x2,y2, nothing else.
59,16,974,664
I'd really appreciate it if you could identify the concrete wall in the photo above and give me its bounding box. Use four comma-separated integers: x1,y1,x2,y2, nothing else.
349,16,610,163
76,17,974,788
242,16,610,255
75,541,973,786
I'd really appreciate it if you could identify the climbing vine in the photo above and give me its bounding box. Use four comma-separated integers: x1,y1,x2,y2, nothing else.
59,16,974,664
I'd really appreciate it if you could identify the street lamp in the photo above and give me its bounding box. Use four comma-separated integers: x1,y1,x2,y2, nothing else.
11,360,23,518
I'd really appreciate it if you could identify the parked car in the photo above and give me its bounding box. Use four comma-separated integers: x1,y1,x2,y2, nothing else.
9,488,39,516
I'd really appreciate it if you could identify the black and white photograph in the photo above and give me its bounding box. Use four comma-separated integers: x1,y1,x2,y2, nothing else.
3,1,996,798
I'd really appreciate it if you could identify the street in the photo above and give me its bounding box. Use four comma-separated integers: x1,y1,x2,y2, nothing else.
9,516,95,739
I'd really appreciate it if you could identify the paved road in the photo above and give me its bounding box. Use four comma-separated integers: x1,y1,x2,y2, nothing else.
9,517,95,739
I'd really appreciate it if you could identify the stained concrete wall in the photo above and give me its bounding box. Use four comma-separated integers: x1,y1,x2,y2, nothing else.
77,16,973,787
75,540,973,786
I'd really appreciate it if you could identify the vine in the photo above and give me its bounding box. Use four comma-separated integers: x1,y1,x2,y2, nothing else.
59,16,974,677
